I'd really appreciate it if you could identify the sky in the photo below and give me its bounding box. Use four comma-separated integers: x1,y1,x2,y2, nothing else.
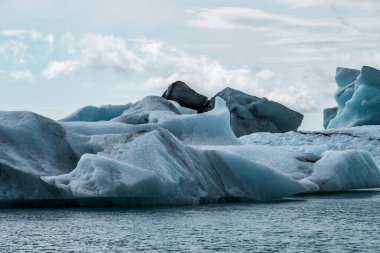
1,0,379,130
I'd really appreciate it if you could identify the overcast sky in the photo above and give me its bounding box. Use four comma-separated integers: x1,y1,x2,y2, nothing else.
1,0,379,129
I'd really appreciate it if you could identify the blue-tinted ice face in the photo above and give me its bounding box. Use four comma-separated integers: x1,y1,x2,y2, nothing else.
327,66,380,129
333,67,360,111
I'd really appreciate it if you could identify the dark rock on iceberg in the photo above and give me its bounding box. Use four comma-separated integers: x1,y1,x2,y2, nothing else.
204,87,304,137
162,81,208,112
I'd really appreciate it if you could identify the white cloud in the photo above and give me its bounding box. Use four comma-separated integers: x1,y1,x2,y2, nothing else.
43,34,144,79
0,40,29,64
139,41,163,57
186,6,380,63
138,44,315,112
272,0,380,9
43,60,81,80
0,29,43,40
0,29,55,47
187,7,340,31
41,33,317,112
374,54,380,65
10,69,34,81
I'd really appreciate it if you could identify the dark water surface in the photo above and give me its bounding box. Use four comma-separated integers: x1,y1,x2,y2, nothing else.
1,191,380,252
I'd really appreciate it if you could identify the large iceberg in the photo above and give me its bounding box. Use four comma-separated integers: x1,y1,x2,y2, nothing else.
325,66,380,129
1,80,380,207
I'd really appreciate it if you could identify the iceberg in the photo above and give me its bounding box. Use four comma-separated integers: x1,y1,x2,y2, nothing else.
325,66,380,129
1,77,380,207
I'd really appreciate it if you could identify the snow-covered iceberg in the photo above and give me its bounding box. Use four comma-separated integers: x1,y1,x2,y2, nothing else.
325,66,380,129
1,83,380,207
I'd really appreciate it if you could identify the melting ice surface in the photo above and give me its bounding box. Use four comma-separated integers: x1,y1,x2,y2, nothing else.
1,96,380,206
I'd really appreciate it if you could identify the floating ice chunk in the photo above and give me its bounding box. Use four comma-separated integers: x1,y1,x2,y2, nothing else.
2,85,380,206
60,104,131,122
327,66,380,129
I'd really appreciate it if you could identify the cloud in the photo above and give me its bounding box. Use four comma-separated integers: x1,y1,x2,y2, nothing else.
136,42,316,112
41,33,317,112
187,7,340,31
272,0,380,9
10,69,34,81
43,34,144,79
42,60,80,80
0,29,55,47
0,29,43,40
185,6,380,64
0,40,29,64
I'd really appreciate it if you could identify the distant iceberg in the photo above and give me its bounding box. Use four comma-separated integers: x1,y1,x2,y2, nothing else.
1,76,380,207
325,66,380,129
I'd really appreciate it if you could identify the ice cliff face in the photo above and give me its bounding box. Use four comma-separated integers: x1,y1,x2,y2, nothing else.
325,66,380,129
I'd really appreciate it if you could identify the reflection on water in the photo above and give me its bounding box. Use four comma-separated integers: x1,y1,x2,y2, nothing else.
0,190,379,252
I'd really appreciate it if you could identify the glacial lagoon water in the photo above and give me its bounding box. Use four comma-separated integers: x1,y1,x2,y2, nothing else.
1,191,380,252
